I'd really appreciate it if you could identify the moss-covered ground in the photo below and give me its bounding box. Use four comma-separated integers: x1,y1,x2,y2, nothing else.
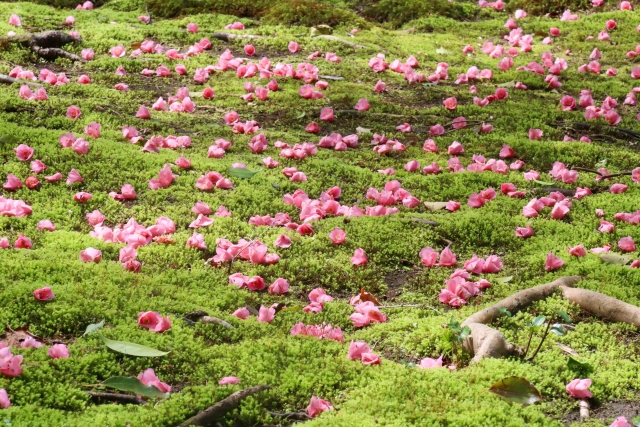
1,1,640,426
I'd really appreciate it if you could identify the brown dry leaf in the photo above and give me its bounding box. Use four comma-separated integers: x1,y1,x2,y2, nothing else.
555,342,579,357
1,325,39,347
359,288,381,306
153,235,175,244
130,41,142,49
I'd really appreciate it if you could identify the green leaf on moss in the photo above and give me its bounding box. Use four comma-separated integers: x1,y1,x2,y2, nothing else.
599,254,631,265
532,180,555,186
228,168,261,179
102,337,170,357
83,320,104,336
103,376,167,399
486,377,542,406
567,357,593,375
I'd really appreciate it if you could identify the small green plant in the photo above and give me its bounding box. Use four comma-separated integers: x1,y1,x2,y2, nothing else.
524,310,571,362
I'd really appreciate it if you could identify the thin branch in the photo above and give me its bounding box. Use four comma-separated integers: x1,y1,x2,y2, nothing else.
178,385,271,427
525,320,552,362
571,167,633,180
0,74,43,87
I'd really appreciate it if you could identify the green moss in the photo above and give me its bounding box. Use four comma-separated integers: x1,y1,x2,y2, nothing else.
0,2,640,427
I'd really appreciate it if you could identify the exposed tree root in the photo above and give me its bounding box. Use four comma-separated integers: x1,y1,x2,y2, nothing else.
462,276,640,363
0,30,82,62
462,276,581,363
177,385,271,426
560,286,640,327
85,391,146,405
0,74,43,86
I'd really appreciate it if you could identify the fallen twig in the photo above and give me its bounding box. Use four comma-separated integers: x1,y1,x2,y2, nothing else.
570,167,633,180
1,31,82,61
0,74,43,87
378,304,441,313
182,310,234,329
85,391,146,405
177,385,271,427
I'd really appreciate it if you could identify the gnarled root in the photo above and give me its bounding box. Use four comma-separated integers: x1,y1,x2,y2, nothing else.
177,385,271,426
560,286,640,327
0,30,82,62
462,276,582,363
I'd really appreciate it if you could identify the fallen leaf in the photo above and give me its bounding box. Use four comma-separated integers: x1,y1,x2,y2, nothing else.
486,376,542,406
228,168,261,179
356,126,371,135
424,202,448,211
555,342,579,356
83,320,105,337
533,180,555,186
494,276,513,284
359,288,380,306
102,337,170,357
599,253,631,265
435,47,450,54
410,218,440,226
103,376,167,399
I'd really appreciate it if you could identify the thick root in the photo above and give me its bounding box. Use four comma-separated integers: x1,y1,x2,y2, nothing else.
0,30,82,62
177,385,271,426
560,286,640,327
464,323,519,364
461,276,581,363
463,276,582,326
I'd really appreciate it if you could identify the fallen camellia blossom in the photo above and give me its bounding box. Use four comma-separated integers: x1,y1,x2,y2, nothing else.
48,344,70,359
418,354,443,369
307,396,333,418
139,368,172,392
138,311,171,332
34,286,54,301
219,376,239,385
566,378,592,398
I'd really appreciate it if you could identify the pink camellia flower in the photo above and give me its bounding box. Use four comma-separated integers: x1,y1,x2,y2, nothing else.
86,210,104,226
351,248,367,265
446,200,461,211
609,417,632,427
568,244,587,257
84,122,100,138
219,376,239,385
354,98,370,111
48,344,70,359
621,1,632,9
286,40,301,53
21,336,42,349
14,234,32,249
566,378,592,398
309,288,334,303
599,220,615,233
329,228,346,245
274,234,292,248
186,232,207,249
138,368,172,392
257,305,276,323
9,14,21,26
307,396,333,418
187,22,198,33
66,105,82,119
81,48,94,60
73,192,92,203
347,340,371,360
545,253,564,271
244,44,255,56
515,226,534,238
138,311,171,332
618,236,636,252
232,308,250,319
468,193,485,208
419,354,443,369
529,129,543,140
37,220,56,232
319,107,334,122
14,144,34,161
610,183,628,194
361,353,381,365
419,247,438,267
443,97,457,110
34,286,54,301
269,278,289,295
110,45,126,58
448,141,464,155
79,247,102,263
136,105,151,119
438,247,457,266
